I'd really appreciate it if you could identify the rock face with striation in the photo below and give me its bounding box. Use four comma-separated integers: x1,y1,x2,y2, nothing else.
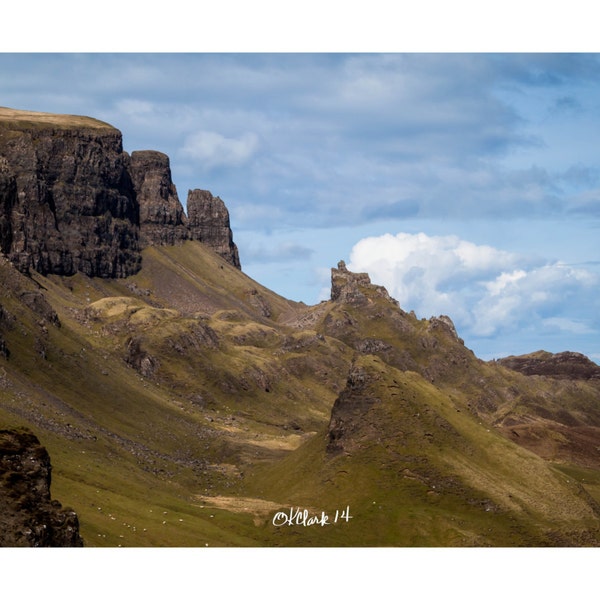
187,189,241,269
0,157,16,254
129,150,188,247
0,108,140,278
0,428,84,547
0,107,241,277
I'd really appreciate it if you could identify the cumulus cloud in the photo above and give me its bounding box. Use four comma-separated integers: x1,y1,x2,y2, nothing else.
180,130,259,170
347,232,599,342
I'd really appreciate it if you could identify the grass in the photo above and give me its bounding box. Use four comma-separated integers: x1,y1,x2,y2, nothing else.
2,241,600,546
0,106,116,131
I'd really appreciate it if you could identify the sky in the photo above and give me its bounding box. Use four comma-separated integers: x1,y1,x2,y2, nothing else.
1,52,599,362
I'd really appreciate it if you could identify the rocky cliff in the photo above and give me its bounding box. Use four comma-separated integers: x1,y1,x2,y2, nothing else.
0,107,241,276
0,108,140,278
187,189,241,269
0,428,83,547
129,150,188,247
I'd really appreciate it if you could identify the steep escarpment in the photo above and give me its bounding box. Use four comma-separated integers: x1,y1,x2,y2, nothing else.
129,150,188,247
0,108,140,278
0,107,241,277
186,189,241,269
0,428,83,547
129,150,241,268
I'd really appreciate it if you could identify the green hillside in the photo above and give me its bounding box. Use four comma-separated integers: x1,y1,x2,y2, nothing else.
1,242,599,546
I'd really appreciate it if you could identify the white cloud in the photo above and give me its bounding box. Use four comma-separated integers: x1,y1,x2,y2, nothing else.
347,232,599,343
180,130,259,170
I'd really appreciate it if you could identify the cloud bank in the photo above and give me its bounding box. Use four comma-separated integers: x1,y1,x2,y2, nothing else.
348,232,599,349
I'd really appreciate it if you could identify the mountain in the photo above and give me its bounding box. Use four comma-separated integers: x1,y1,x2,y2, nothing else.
1,107,600,547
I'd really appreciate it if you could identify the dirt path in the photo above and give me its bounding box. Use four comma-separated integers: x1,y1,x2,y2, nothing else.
193,495,289,525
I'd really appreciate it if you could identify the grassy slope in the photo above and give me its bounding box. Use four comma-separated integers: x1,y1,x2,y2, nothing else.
0,243,348,546
0,106,115,131
1,243,600,546
241,355,600,546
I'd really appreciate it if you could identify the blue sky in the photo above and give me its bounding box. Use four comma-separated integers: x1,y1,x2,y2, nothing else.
1,53,599,362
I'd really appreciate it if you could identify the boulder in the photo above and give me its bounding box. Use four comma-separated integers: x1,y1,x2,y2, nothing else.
0,428,84,547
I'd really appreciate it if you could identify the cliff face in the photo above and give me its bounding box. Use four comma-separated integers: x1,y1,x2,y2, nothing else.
0,111,141,277
0,107,241,276
129,152,241,268
187,189,241,269
129,150,188,247
0,428,83,547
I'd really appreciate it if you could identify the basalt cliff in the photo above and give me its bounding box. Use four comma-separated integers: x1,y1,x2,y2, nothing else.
0,107,240,278
1,107,600,548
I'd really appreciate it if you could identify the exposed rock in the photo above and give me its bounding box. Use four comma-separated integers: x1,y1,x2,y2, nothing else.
0,108,141,278
331,260,397,306
0,428,83,547
245,288,272,318
327,363,379,454
0,107,243,277
497,351,600,381
428,315,462,343
18,290,61,327
187,189,241,269
165,321,220,354
129,150,188,246
125,336,159,378
0,156,16,254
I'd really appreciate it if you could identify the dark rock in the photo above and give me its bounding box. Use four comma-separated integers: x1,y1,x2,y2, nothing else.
187,189,241,269
18,290,60,327
0,157,16,254
0,108,243,277
0,428,83,547
0,303,10,358
166,321,220,354
327,364,379,454
0,112,141,278
125,336,159,378
497,351,600,381
129,151,189,246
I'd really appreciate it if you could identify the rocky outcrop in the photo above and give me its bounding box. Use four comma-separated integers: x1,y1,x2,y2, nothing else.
0,428,83,547
331,260,397,306
0,108,140,278
327,362,380,454
497,351,600,381
0,107,242,277
129,150,188,246
187,189,241,269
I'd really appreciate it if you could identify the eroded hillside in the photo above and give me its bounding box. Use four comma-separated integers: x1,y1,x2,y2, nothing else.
1,107,600,547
